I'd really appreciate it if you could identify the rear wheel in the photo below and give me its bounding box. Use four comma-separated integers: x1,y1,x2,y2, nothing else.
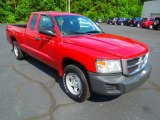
13,41,24,60
63,64,90,102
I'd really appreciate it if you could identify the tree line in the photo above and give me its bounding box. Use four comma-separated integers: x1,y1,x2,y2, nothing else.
0,0,148,23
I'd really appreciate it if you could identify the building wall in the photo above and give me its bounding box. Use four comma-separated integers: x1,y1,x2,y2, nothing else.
142,0,160,18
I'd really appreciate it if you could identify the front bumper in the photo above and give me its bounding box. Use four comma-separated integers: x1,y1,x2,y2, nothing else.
88,64,151,95
141,23,150,28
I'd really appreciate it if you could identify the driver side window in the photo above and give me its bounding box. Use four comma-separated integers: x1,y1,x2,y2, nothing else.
39,15,53,31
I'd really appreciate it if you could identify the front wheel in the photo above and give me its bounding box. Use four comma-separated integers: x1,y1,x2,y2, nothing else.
149,25,153,30
137,23,140,27
62,64,90,102
153,26,158,30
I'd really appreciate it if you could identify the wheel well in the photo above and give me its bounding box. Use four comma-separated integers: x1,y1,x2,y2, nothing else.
62,58,91,90
10,36,16,44
62,58,87,72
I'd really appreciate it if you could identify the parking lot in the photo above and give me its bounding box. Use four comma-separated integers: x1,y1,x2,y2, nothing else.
0,23,160,120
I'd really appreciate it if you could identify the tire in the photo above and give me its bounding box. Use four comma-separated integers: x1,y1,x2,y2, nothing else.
63,64,90,102
153,26,158,30
137,23,140,27
149,25,153,30
153,20,159,30
154,20,159,26
13,41,24,60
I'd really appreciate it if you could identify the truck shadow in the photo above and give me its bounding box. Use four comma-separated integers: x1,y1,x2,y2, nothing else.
24,55,62,83
25,56,119,102
88,94,120,102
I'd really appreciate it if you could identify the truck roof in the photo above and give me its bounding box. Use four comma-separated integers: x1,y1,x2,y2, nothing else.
32,11,79,16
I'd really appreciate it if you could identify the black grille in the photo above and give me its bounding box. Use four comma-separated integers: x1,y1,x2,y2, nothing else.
128,65,138,73
127,58,139,66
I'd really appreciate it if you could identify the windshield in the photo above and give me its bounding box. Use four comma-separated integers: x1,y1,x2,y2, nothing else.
54,15,102,35
113,18,118,21
142,18,147,21
119,18,126,21
135,17,142,21
149,18,155,21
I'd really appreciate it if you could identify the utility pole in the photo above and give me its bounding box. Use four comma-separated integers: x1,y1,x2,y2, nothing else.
68,0,70,13
66,0,68,12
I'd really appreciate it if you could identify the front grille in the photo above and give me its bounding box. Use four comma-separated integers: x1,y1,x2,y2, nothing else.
127,58,139,66
128,65,138,73
122,53,149,76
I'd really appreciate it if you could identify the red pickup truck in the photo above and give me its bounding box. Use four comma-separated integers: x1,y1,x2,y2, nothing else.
6,12,151,102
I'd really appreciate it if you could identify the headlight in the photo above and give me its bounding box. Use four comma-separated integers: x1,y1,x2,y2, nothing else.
96,60,122,73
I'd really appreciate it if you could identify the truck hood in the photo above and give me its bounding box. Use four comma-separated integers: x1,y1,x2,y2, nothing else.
63,33,148,59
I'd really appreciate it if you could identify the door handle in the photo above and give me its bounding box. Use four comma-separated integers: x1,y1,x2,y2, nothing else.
35,37,41,41
43,37,49,41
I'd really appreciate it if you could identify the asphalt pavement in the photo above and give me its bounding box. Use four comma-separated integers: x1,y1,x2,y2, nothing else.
0,23,160,120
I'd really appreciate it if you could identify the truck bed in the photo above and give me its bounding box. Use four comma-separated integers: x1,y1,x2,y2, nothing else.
11,24,27,28
6,24,27,45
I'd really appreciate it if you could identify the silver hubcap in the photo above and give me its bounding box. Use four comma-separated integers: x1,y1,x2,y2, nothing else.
137,24,140,27
13,45,18,57
66,73,82,95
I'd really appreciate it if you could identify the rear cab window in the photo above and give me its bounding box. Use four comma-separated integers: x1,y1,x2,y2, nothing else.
30,14,38,30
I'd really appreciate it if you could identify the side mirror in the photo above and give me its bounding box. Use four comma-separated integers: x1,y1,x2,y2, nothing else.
39,29,56,36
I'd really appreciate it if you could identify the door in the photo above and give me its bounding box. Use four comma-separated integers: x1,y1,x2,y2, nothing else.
25,14,58,68
25,13,40,57
35,14,58,67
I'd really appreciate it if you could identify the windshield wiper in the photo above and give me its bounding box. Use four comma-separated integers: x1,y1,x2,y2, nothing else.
63,31,85,35
85,31,101,34
71,31,85,34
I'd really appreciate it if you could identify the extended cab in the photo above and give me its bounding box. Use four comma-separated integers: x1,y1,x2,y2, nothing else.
6,12,151,102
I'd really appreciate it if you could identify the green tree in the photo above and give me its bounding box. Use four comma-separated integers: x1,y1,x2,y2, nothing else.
0,0,145,23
